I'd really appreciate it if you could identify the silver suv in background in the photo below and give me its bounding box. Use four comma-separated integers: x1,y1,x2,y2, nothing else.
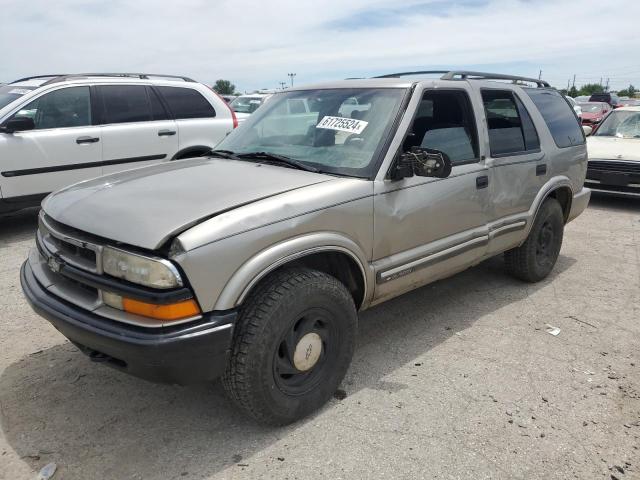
21,71,590,424
0,73,237,214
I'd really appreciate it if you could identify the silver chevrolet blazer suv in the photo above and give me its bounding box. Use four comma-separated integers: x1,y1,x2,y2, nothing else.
21,71,591,424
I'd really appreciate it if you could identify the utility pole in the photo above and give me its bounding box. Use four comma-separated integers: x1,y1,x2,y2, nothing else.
567,79,570,90
287,73,296,87
599,77,603,87
538,69,542,80
572,74,576,87
605,78,610,92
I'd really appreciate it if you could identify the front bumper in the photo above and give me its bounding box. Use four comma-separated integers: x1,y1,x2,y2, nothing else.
585,159,640,198
21,260,237,385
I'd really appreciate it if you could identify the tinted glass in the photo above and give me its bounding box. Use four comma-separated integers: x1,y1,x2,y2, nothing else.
100,85,152,124
147,87,169,120
525,88,585,148
157,86,216,119
405,90,479,164
217,88,406,178
482,90,528,155
13,86,91,129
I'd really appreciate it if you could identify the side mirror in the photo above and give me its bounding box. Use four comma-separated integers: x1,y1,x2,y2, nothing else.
392,147,452,180
0,116,35,133
582,125,593,136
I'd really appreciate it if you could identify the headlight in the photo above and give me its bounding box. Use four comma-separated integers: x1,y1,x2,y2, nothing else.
102,247,183,289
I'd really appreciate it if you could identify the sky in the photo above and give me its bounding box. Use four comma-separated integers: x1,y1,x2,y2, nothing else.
1,0,639,92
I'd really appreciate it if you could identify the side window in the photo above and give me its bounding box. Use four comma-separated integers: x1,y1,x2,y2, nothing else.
288,99,307,114
99,85,152,124
525,88,585,148
482,89,539,156
404,90,479,165
14,87,91,130
156,87,216,119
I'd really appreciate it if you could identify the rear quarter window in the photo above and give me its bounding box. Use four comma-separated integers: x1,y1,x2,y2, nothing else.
156,86,216,119
525,89,584,148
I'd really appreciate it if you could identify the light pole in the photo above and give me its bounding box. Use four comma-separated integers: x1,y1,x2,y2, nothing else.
288,73,296,87
279,81,287,90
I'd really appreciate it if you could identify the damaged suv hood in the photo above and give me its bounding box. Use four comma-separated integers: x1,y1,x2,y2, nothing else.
42,158,333,250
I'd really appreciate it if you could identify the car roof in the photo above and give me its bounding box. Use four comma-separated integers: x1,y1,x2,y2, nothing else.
9,74,200,89
616,106,640,112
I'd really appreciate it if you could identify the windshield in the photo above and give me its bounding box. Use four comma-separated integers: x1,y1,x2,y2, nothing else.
580,103,607,113
0,85,36,110
594,111,640,138
216,88,407,178
230,96,266,114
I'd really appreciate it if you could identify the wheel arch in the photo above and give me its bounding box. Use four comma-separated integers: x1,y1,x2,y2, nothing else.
523,176,574,239
172,145,212,160
213,233,372,311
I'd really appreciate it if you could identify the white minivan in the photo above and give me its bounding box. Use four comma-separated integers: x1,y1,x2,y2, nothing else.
0,73,237,214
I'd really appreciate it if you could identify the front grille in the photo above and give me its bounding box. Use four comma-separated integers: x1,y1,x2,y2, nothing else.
588,160,640,175
37,213,102,273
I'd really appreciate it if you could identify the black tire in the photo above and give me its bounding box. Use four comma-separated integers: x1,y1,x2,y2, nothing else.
222,267,357,425
504,197,564,282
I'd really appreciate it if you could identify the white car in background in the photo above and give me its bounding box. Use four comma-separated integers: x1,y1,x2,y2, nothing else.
585,106,640,197
0,73,237,214
229,92,274,123
565,95,582,121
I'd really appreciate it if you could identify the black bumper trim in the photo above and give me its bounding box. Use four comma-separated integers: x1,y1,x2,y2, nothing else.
21,261,237,385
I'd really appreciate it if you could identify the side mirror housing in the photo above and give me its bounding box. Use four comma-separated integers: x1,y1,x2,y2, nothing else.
582,125,593,137
391,147,452,180
1,116,35,133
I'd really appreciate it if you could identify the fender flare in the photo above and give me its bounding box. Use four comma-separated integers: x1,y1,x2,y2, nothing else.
171,145,212,160
522,175,573,239
213,232,372,311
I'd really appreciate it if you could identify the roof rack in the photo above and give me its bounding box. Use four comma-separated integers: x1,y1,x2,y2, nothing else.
10,74,68,84
12,73,196,86
373,70,550,88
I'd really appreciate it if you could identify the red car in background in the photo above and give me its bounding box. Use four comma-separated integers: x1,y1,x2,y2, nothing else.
578,102,611,127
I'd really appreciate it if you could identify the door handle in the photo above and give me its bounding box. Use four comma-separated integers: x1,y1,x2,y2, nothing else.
158,130,176,137
476,175,489,189
76,136,99,144
536,164,547,176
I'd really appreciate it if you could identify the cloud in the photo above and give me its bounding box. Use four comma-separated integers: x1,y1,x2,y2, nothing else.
1,0,639,91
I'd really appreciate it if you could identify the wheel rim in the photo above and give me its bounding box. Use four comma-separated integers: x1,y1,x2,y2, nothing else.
535,220,555,268
273,308,333,395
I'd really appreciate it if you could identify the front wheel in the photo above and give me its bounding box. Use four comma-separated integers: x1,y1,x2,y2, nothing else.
222,268,357,425
504,197,564,282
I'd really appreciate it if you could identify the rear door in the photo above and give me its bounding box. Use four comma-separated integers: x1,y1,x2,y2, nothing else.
96,84,178,175
0,85,102,199
475,87,545,255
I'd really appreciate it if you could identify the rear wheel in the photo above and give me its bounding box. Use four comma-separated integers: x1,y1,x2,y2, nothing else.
504,198,564,282
222,268,357,425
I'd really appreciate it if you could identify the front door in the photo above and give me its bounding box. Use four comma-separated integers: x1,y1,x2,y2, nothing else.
0,86,102,199
372,87,491,304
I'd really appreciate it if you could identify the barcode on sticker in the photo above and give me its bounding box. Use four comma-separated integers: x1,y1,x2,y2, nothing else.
316,116,368,134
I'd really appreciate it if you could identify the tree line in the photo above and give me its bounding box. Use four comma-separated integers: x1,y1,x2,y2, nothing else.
562,83,636,98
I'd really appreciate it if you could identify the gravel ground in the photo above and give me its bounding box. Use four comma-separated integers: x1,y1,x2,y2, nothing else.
0,195,638,480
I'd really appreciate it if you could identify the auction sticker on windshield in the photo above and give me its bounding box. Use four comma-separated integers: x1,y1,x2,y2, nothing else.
316,116,368,134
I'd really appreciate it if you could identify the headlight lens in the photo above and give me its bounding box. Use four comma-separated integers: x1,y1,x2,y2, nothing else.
102,247,182,289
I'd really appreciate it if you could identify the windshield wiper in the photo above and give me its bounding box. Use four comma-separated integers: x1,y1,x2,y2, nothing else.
209,149,241,160
236,151,319,173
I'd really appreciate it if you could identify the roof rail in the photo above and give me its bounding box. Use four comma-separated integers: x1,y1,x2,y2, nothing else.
373,70,550,87
43,73,196,85
374,70,450,79
441,71,550,88
10,74,68,84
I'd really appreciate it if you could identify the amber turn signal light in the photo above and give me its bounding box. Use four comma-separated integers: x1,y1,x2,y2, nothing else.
122,297,201,321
